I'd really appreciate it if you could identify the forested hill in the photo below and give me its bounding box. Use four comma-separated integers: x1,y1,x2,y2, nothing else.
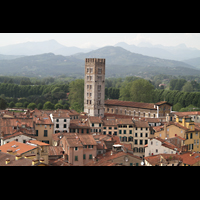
0,46,199,78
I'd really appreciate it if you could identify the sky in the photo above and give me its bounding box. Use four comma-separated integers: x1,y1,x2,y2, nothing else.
0,33,200,49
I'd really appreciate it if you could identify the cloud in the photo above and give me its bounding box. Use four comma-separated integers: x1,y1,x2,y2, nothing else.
125,33,152,45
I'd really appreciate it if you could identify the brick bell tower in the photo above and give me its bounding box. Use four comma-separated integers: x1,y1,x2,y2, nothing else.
84,58,105,117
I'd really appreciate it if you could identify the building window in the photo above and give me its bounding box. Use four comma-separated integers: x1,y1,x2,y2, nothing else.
87,85,89,89
140,140,143,145
74,147,78,151
135,133,137,137
35,130,38,136
92,123,94,127
56,124,59,128
190,133,193,139
145,133,148,137
44,130,48,137
98,85,101,91
56,119,59,122
98,68,102,74
83,154,86,159
124,130,126,134
129,137,133,141
89,154,93,159
145,140,148,145
119,130,122,134
75,156,78,161
135,140,138,145
129,130,132,134
63,124,67,128
140,133,143,137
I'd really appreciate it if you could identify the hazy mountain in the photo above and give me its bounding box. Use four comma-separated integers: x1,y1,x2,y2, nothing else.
115,42,200,61
183,57,200,69
0,39,93,56
73,46,194,68
0,46,199,78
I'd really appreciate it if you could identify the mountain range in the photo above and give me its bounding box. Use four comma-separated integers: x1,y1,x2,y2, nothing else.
0,39,200,61
0,44,199,78
0,39,94,57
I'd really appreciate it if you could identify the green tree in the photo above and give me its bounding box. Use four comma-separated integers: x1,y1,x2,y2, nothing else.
182,82,193,92
0,98,7,109
37,103,43,110
43,101,54,110
119,82,132,101
55,103,63,109
63,103,69,109
15,102,23,108
27,103,37,110
68,79,84,112
9,101,15,108
173,102,182,111
129,79,154,103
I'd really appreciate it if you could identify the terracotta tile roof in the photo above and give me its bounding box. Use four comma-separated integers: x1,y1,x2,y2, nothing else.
49,158,72,166
54,109,79,116
2,131,36,140
88,116,103,124
27,140,50,146
93,134,113,141
0,141,37,155
69,119,90,128
66,138,83,147
48,146,64,156
86,151,142,166
52,113,70,118
153,125,164,132
102,118,118,126
33,113,53,125
144,154,181,166
134,120,149,128
103,113,133,119
96,140,108,150
78,135,97,146
154,101,172,106
0,151,32,166
177,152,200,165
104,99,156,110
143,118,161,123
116,118,134,125
174,111,200,116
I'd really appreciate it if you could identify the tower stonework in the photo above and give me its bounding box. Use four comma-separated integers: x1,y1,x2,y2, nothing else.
84,58,105,117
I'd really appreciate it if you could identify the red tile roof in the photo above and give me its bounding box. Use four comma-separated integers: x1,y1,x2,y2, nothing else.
144,154,181,166
104,99,156,110
88,116,103,124
177,152,200,165
48,146,64,156
154,101,172,106
0,151,32,166
0,141,37,155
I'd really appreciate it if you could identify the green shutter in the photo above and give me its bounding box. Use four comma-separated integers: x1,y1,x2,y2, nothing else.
83,154,86,159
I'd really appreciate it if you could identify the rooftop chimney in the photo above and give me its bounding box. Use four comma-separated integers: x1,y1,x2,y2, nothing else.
32,158,39,166
5,158,10,164
39,157,45,163
15,154,22,160
7,149,13,154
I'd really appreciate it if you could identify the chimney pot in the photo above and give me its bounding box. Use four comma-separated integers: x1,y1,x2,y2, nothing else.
7,149,13,154
5,158,10,164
